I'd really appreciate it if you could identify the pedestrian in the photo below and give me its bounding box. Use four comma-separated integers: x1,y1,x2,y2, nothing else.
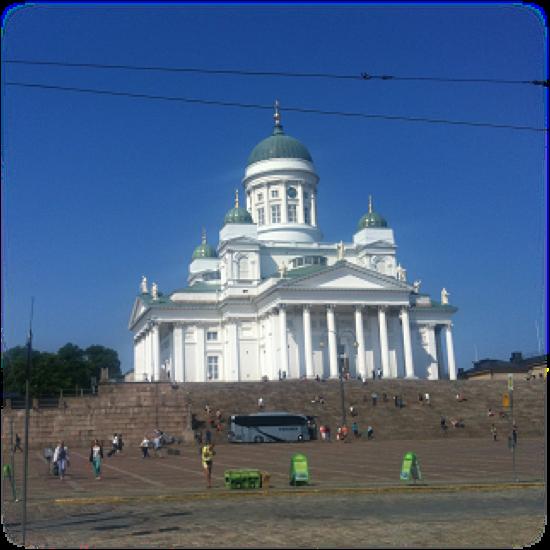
43,444,54,474
425,393,431,406
13,433,23,453
117,434,124,453
512,425,518,447
440,416,447,433
89,439,103,480
377,368,382,380
258,396,264,409
325,424,331,442
140,435,150,458
201,442,216,488
108,433,118,457
491,424,497,442
53,441,69,480
371,392,378,406
393,395,398,408
366,426,374,439
372,369,376,380
351,421,360,438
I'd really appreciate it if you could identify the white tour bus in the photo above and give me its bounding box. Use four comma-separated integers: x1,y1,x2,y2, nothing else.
228,412,314,443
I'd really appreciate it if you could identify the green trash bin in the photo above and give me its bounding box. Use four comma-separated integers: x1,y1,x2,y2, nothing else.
289,453,309,486
400,452,421,482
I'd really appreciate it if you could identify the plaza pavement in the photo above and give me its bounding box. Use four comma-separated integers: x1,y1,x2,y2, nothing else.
2,437,545,547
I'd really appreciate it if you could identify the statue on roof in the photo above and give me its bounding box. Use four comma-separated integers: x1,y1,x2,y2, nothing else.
441,287,450,305
396,264,407,282
337,241,345,261
413,280,422,294
140,275,148,294
151,282,158,300
278,261,288,279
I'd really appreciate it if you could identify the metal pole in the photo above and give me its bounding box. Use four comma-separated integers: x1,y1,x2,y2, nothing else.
22,297,34,546
511,388,517,482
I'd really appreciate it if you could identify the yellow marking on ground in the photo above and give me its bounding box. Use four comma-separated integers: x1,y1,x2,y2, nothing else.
52,481,544,506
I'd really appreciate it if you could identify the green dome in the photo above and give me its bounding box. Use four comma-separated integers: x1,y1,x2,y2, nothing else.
192,242,217,260
224,207,253,225
357,196,388,230
247,124,312,166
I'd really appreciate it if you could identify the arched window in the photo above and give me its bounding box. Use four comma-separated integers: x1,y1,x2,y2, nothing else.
238,255,249,280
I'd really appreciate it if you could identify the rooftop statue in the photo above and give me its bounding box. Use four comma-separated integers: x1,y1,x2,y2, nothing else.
140,275,148,294
441,287,450,305
413,280,422,294
151,282,158,300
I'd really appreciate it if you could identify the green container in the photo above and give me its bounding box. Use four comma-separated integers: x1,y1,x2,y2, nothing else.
400,452,421,482
224,469,262,490
289,453,309,486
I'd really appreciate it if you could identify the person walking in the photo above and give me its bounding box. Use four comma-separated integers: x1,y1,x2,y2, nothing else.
53,441,69,480
201,442,216,488
13,433,23,453
89,439,103,480
491,424,497,442
140,435,150,458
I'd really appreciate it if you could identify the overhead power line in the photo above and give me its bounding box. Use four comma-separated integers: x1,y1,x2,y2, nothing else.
4,59,549,87
5,81,547,133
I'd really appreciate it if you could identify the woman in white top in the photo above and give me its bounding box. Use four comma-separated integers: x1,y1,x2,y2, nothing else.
89,439,103,480
52,441,69,480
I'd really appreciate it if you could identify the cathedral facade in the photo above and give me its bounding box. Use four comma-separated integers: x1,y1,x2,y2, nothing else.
129,106,458,383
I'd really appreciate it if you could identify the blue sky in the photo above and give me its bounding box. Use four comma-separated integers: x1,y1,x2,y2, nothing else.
2,3,547,373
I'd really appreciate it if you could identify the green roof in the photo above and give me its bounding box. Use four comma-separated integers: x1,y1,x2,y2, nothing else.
247,124,312,166
357,211,388,230
175,283,221,293
192,242,217,260
224,207,253,225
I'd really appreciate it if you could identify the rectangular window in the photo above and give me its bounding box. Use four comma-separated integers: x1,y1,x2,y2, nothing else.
206,331,218,341
304,191,309,199
207,356,219,380
257,207,265,225
288,204,297,223
304,207,310,224
271,189,279,199
257,192,263,202
271,204,281,223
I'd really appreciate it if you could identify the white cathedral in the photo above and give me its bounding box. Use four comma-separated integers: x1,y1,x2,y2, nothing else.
129,105,458,383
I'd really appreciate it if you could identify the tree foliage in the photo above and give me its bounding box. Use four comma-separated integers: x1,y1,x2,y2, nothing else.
2,342,122,398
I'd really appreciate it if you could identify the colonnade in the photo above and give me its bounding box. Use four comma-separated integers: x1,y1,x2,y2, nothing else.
133,304,457,382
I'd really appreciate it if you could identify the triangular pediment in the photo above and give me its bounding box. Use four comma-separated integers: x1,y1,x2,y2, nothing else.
281,261,411,291
128,296,149,329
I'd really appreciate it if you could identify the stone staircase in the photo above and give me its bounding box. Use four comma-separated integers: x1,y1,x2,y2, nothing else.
2,378,545,449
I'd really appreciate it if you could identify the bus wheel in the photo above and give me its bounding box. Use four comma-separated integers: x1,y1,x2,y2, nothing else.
253,436,264,444
297,434,304,442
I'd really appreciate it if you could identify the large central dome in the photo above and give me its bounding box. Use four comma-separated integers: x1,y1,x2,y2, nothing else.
247,112,312,166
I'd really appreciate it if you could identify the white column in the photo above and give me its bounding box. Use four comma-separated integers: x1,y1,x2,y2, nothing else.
355,306,366,379
297,185,305,223
425,324,439,380
327,305,338,378
226,322,240,382
279,305,289,377
144,330,151,381
133,338,140,381
303,305,313,378
173,323,184,383
151,322,160,381
311,193,317,227
269,311,278,380
400,307,415,378
378,306,390,378
444,324,457,380
196,325,206,382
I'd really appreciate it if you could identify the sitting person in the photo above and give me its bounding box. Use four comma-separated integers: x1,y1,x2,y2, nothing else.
349,405,358,417
487,408,495,417
366,426,374,440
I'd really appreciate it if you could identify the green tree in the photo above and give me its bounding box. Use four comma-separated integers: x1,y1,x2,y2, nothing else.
84,345,121,379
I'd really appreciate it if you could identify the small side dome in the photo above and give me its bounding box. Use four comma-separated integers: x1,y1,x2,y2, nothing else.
224,189,253,225
357,196,388,230
192,229,218,259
